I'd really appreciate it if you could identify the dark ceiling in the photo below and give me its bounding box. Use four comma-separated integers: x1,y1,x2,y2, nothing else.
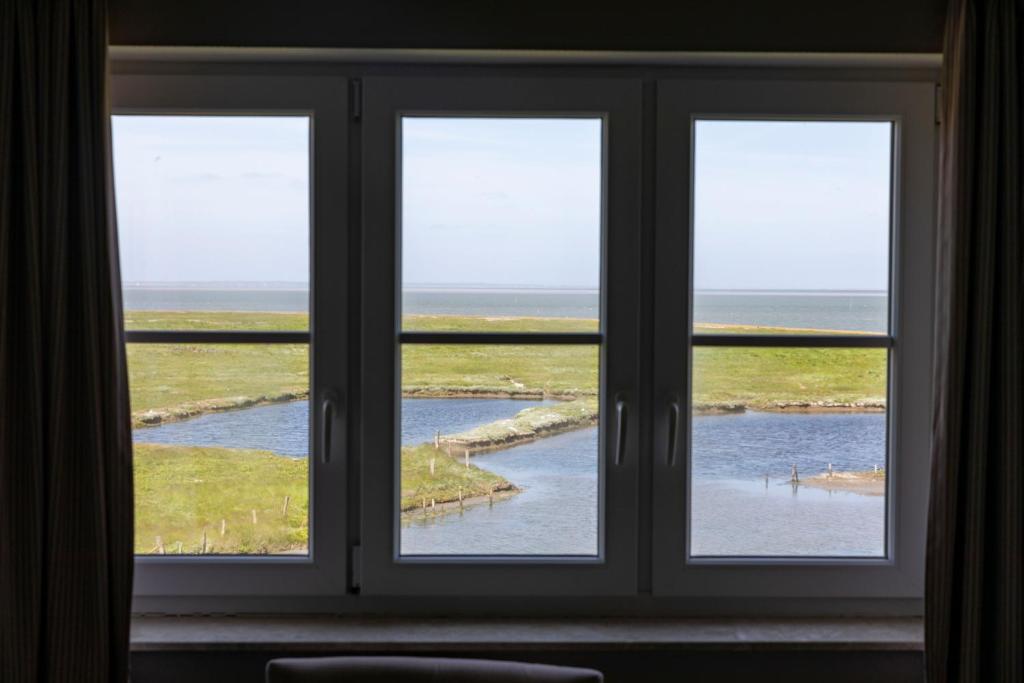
109,0,946,53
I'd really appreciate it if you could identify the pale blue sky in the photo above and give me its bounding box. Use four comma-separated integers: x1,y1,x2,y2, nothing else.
112,115,892,292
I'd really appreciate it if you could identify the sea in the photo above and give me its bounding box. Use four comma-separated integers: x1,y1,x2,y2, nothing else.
123,285,889,334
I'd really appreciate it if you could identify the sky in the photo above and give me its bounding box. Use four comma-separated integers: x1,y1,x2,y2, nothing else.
112,115,892,292
112,115,311,284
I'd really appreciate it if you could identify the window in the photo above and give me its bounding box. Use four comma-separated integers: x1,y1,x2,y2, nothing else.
689,119,893,558
652,80,935,598
114,68,935,612
360,78,641,595
116,115,312,557
115,74,350,600
398,117,603,557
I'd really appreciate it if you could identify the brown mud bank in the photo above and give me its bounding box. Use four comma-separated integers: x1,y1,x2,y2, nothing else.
802,470,886,496
694,400,886,416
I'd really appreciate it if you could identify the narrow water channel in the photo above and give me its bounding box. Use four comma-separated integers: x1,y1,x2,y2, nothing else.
134,399,886,557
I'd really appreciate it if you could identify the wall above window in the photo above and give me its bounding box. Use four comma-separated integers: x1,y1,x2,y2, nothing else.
108,0,946,54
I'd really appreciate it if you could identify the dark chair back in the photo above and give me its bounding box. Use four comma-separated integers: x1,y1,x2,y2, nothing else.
266,656,603,682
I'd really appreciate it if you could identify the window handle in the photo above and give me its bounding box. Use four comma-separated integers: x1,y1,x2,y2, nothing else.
666,396,681,467
321,390,342,464
614,395,628,466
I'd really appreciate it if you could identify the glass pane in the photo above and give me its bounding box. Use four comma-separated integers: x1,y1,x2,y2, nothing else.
399,344,599,556
129,343,309,555
692,120,892,335
112,116,310,330
400,117,602,332
690,347,888,557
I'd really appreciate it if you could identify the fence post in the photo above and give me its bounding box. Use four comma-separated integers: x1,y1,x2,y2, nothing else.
220,519,226,536
251,509,258,525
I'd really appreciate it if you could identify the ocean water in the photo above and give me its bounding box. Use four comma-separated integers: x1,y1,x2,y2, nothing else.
124,286,888,333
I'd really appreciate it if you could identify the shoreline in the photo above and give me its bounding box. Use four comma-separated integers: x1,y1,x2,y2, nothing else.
132,389,308,429
438,399,599,455
400,485,518,520
133,391,886,430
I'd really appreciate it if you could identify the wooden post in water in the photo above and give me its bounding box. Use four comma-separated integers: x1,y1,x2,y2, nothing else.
220,519,226,536
488,486,494,506
282,495,290,516
791,463,799,483
458,487,463,508
422,498,427,516
828,462,834,479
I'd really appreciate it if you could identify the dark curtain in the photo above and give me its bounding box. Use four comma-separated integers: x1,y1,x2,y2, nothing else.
927,0,1023,680
0,1,133,681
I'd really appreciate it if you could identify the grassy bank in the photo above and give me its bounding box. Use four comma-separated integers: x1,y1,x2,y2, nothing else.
441,398,599,453
400,444,514,512
127,312,887,423
127,343,308,421
133,443,308,554
133,441,513,553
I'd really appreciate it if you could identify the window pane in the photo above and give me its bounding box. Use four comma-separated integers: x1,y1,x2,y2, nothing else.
129,343,309,555
399,344,599,556
690,347,888,557
400,118,602,332
693,121,891,335
112,116,310,330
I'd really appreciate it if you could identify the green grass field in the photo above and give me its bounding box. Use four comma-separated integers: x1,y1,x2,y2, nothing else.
126,312,887,417
128,311,888,554
133,443,308,554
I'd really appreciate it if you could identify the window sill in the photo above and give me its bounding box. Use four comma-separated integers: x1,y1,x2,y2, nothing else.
130,616,923,653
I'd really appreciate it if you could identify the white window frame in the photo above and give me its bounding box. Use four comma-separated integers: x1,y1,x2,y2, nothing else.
114,73,351,608
111,56,938,615
651,80,936,599
358,77,643,596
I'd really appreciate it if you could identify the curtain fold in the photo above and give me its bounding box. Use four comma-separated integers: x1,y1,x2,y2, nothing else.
0,1,133,681
927,0,1023,680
